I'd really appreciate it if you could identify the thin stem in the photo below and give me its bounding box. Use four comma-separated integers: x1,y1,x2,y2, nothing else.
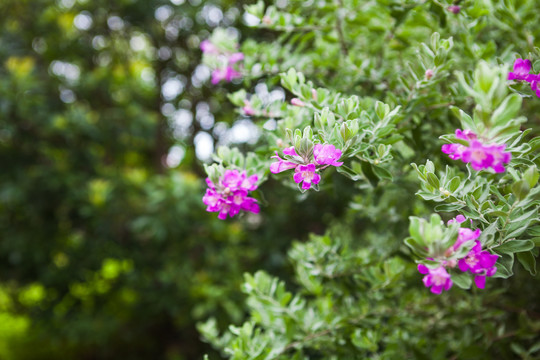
335,0,349,56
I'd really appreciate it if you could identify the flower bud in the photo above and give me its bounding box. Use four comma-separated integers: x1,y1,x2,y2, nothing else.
311,89,317,100
448,5,461,14
291,98,306,107
243,100,255,116
425,69,434,80
446,259,457,268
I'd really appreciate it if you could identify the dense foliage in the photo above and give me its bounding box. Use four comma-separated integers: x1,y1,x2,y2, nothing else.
1,0,540,359
197,0,540,359
0,0,323,358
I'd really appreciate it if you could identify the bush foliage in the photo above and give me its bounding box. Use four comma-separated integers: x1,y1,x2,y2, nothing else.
1,0,540,359
198,0,540,359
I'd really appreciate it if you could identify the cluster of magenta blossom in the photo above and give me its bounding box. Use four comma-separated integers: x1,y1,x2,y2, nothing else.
203,169,259,220
242,100,255,116
418,216,499,294
508,58,540,98
442,129,511,173
270,144,343,190
200,39,244,85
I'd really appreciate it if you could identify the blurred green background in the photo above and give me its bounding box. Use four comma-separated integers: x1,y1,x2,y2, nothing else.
0,0,352,358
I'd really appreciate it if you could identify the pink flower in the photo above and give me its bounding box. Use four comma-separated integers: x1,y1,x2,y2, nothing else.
442,129,511,173
203,170,259,220
270,145,344,191
211,66,242,85
458,241,499,289
452,227,482,251
243,100,255,116
418,265,453,294
200,39,218,54
441,143,466,160
455,129,477,141
447,214,467,225
313,144,343,167
228,52,244,64
461,142,511,173
447,5,461,14
530,78,540,98
461,140,493,171
201,38,244,85
291,98,306,107
508,59,535,82
293,164,321,190
270,148,299,174
283,146,298,157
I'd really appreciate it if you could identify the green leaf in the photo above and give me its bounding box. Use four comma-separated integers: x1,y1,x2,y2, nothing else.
426,172,440,189
511,180,530,201
451,271,472,289
450,106,476,132
404,237,428,257
360,161,379,187
434,203,465,212
372,165,393,181
336,164,362,181
490,93,522,126
523,166,539,188
517,251,537,275
494,240,534,254
493,253,514,278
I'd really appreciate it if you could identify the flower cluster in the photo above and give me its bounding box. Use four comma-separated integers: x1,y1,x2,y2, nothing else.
508,58,540,98
458,241,499,289
442,129,511,173
418,216,498,294
270,144,343,190
203,169,259,220
200,39,244,85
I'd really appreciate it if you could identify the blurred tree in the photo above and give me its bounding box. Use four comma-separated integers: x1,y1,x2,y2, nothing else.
0,0,343,359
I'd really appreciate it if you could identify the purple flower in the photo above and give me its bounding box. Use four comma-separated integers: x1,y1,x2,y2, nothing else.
530,78,540,98
447,5,461,14
243,100,255,116
201,38,244,85
239,196,260,213
270,144,344,191
293,164,321,190
461,140,493,171
447,214,467,225
200,39,218,54
455,129,477,141
211,66,242,85
283,146,298,157
461,141,511,173
291,98,306,107
452,227,481,251
458,241,499,289
270,148,299,174
418,264,453,294
508,59,535,82
442,129,511,173
228,52,244,64
203,170,259,220
486,144,512,173
313,144,344,167
441,143,466,160
203,188,222,212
